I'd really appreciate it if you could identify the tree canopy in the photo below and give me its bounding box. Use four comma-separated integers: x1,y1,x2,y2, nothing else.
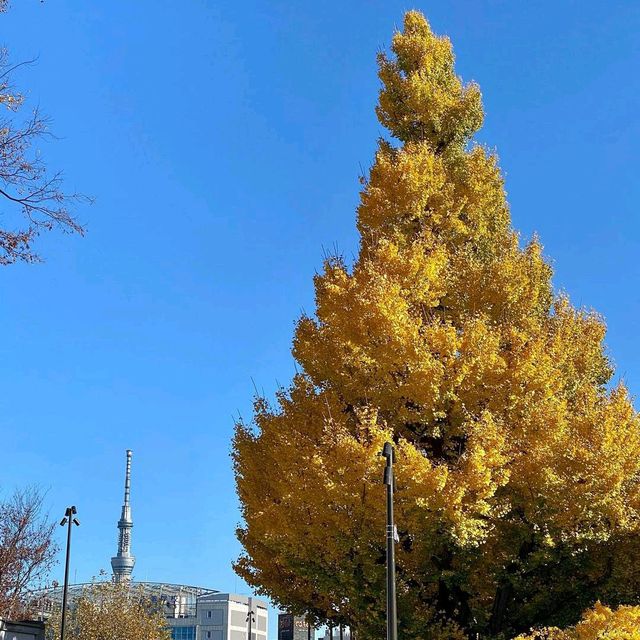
233,11,640,639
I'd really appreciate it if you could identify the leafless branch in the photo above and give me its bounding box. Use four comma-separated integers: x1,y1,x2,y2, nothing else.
0,32,89,264
0,487,58,619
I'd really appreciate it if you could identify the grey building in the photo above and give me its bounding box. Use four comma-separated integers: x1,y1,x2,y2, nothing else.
277,614,313,640
277,615,350,640
0,620,44,640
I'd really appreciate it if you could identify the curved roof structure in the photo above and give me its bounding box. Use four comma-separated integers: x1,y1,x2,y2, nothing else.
30,581,218,617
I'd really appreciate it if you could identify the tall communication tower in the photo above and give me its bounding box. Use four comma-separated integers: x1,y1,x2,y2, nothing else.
111,449,135,582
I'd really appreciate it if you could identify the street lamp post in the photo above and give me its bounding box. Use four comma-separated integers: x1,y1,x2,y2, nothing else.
246,599,255,640
59,506,80,640
382,443,397,640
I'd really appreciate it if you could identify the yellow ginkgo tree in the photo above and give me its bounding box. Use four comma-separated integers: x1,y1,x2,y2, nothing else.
233,11,640,639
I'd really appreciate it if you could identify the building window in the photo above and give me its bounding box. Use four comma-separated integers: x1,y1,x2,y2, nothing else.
207,633,211,639
170,626,196,640
207,611,212,619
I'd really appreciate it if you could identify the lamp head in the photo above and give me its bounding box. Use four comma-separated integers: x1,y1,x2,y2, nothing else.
61,506,79,525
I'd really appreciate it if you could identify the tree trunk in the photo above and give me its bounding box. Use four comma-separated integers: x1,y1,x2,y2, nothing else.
489,582,513,634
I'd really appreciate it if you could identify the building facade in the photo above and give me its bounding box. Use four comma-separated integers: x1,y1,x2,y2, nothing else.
277,614,350,640
167,592,268,640
277,614,313,640
0,619,44,640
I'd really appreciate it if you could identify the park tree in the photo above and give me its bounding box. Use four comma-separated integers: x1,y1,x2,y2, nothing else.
46,581,171,640
0,1,86,264
233,11,640,639
0,488,58,619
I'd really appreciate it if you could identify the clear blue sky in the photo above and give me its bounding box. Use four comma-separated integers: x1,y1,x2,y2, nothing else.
1,1,639,638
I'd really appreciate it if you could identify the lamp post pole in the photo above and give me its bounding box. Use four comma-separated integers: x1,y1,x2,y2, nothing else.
382,443,397,640
59,506,80,640
246,599,255,640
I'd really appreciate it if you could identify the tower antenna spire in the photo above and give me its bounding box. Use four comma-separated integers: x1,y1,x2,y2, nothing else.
111,449,135,582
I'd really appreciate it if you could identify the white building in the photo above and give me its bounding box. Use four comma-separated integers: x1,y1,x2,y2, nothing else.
167,592,268,640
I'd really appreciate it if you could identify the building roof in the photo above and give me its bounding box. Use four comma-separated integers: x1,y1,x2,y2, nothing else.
30,581,218,616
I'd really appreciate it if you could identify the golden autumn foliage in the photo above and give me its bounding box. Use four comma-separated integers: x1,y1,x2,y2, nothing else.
45,581,170,640
233,11,640,639
517,602,640,640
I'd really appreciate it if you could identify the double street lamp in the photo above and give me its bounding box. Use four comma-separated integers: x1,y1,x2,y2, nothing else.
59,506,80,640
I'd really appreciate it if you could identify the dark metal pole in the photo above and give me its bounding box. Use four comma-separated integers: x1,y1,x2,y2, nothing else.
382,443,397,640
246,600,255,640
60,506,79,640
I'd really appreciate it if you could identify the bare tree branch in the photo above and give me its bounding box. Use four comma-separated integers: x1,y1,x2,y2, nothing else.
0,487,58,619
0,18,89,264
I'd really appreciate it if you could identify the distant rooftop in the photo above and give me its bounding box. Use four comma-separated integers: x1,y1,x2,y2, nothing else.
30,581,218,617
